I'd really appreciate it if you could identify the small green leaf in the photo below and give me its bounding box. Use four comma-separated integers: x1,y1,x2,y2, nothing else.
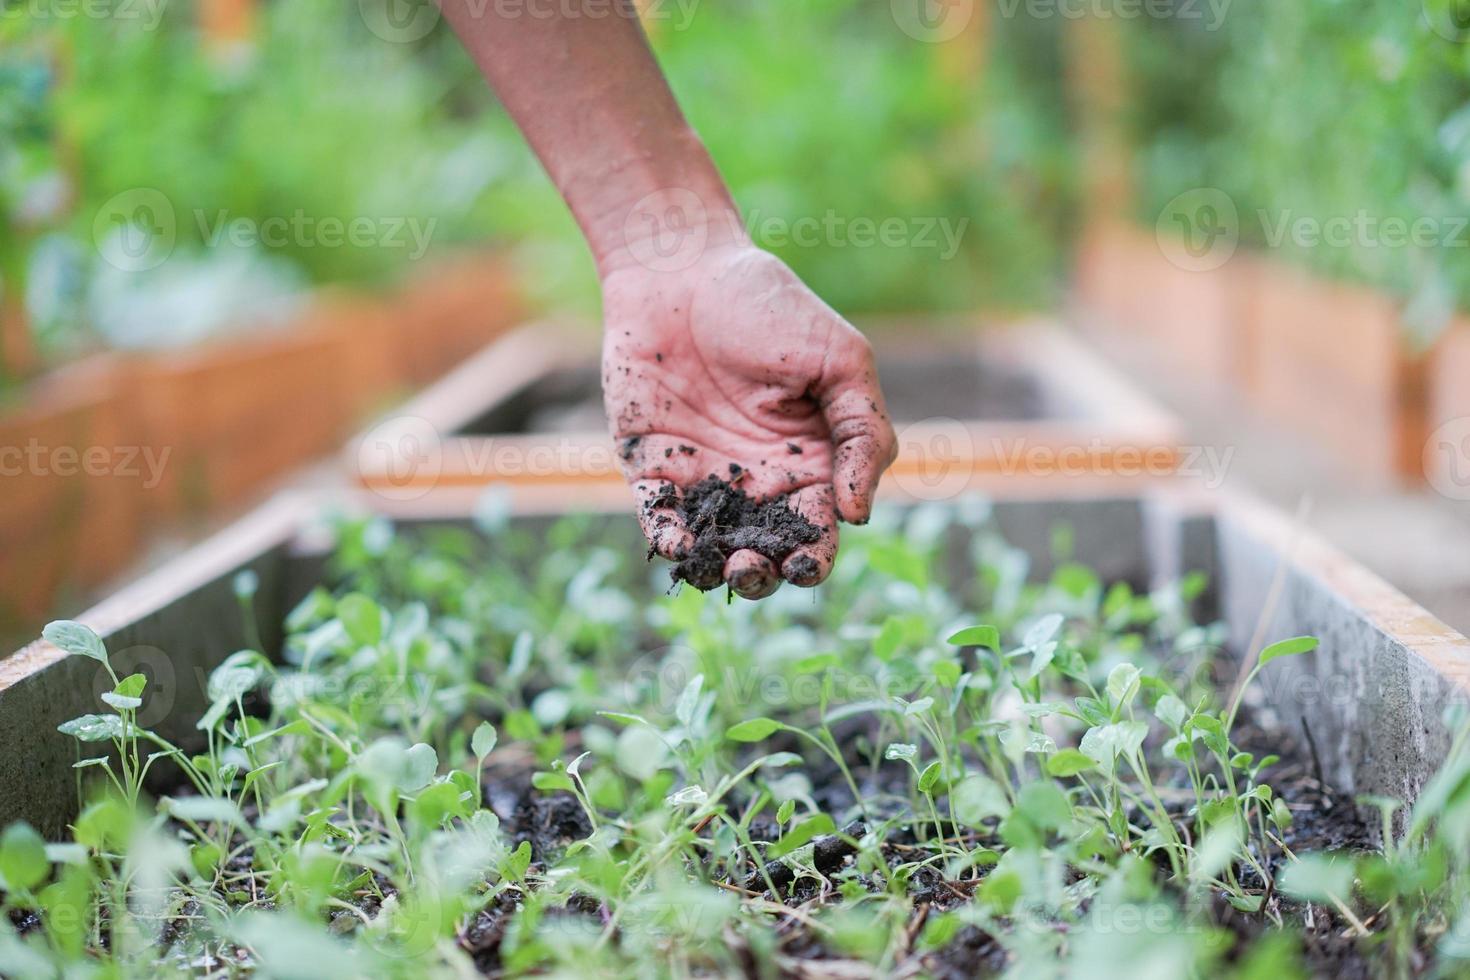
114,673,147,699
1280,853,1355,904
952,774,1010,825
1260,636,1318,665
947,625,999,650
1045,749,1096,778
58,714,124,742
471,722,497,759
726,718,783,742
885,742,918,762
336,593,383,647
0,823,49,892
503,840,532,881
769,813,837,859
918,760,943,794
1105,663,1141,707
932,660,962,687
43,621,107,663
532,769,570,793
100,692,142,710
776,799,796,824
165,796,244,827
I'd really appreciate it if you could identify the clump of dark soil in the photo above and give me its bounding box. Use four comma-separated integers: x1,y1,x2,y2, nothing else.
658,471,822,590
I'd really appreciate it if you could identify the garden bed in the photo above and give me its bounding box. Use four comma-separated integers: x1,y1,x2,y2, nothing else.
2,485,1468,974
350,317,1185,498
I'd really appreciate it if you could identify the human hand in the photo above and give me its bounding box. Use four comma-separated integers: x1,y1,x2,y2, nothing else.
601,242,897,599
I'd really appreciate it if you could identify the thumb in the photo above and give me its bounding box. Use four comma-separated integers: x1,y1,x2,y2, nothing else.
817,337,897,524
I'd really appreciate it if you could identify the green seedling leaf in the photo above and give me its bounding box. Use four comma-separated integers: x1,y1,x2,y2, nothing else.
1279,853,1355,904
904,697,935,717
336,593,383,647
43,621,107,663
918,761,943,794
472,722,498,759
101,692,142,711
874,617,906,661
0,823,49,892
502,840,532,882
932,660,962,687
947,625,999,651
165,796,244,827
58,714,124,742
1154,694,1187,730
208,650,269,702
410,781,470,826
285,587,334,632
1105,663,1141,707
776,799,796,824
884,743,919,762
676,674,704,727
114,673,146,699
952,774,1010,825
1259,635,1318,665
596,711,649,727
1023,613,1063,650
726,718,784,742
768,813,836,859
616,725,668,781
1045,749,1096,777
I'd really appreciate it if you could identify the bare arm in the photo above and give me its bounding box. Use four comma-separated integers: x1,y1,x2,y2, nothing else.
439,0,743,274
442,2,897,597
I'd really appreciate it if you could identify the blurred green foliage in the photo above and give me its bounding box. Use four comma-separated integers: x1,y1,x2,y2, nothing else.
1,0,1074,368
1125,0,1470,338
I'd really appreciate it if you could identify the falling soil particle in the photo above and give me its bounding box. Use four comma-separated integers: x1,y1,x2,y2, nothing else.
661,475,822,590
787,442,803,454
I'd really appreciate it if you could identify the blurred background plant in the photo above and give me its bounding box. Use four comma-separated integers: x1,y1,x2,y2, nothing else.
1124,0,1470,341
0,0,1077,385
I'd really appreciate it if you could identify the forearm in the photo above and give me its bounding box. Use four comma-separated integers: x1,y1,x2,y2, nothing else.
440,0,747,275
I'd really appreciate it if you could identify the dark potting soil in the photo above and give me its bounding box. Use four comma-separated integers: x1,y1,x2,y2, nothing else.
656,472,822,590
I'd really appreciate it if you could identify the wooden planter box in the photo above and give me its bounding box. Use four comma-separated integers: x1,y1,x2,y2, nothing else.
1425,317,1470,498
1074,219,1435,485
1073,219,1241,395
0,251,526,638
349,316,1187,500
0,356,145,634
3,485,1467,837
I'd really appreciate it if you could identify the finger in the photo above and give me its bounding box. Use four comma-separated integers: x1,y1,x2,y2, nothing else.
615,434,715,487
780,484,839,587
631,479,694,561
724,549,781,600
817,342,898,525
